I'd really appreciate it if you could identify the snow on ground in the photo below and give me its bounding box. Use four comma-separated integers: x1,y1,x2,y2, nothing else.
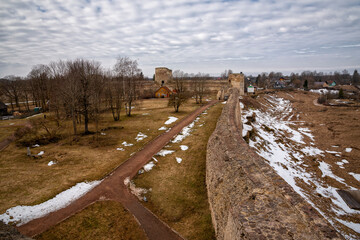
310,89,339,95
158,126,167,131
143,161,155,171
135,132,148,141
336,159,349,169
101,132,106,135
348,173,360,182
180,145,188,151
116,147,125,151
37,151,44,156
165,116,178,125
172,122,195,143
124,177,148,201
176,157,182,163
152,157,158,162
345,148,352,153
157,150,175,156
32,144,40,148
122,141,133,147
47,161,56,166
222,101,227,104
241,95,360,239
0,181,101,226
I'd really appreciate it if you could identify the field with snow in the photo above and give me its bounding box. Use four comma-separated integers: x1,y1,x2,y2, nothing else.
241,90,360,239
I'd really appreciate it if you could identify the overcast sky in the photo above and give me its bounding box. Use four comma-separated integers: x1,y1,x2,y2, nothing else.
1,0,360,78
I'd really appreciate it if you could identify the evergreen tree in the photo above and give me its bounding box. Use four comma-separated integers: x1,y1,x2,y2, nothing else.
352,70,359,85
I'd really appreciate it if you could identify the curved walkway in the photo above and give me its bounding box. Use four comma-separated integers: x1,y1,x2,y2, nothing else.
18,100,218,240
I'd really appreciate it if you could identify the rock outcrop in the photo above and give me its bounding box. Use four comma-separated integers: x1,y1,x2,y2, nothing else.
206,88,343,240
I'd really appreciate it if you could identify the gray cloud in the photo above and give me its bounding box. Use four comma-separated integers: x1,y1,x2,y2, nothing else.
0,0,359,77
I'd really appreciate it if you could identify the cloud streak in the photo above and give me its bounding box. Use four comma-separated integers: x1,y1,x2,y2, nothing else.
0,0,359,77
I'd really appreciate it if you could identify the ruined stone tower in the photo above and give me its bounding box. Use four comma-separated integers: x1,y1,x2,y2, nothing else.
155,67,172,86
228,73,245,95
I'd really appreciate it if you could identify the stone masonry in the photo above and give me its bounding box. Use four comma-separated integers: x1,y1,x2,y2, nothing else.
155,67,172,86
228,73,245,95
206,88,343,240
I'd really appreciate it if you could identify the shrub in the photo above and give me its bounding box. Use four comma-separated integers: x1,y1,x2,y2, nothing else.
317,95,327,104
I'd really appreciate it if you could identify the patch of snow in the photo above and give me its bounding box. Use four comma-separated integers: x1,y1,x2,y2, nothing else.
349,172,360,182
47,161,56,166
158,126,167,131
172,122,195,143
165,116,178,125
0,181,101,226
310,89,339,95
337,219,360,235
122,141,133,147
242,124,253,137
116,147,125,151
180,145,188,151
222,101,227,104
143,161,155,172
124,177,148,201
176,157,182,163
326,150,341,155
335,159,348,169
100,132,106,135
318,161,346,184
32,144,40,148
157,150,175,156
301,146,324,157
135,132,148,141
332,145,339,148
240,102,244,109
241,94,359,238
345,148,352,153
152,157,158,162
37,151,44,156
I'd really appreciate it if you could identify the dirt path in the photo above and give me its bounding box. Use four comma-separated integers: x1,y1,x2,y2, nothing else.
18,101,218,240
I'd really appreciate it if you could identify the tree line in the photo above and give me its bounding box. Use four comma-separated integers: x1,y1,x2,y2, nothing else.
251,69,359,89
0,57,143,135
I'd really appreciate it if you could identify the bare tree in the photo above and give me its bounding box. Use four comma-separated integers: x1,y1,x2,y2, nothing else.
68,59,102,134
105,72,123,121
28,65,50,110
1,76,25,112
168,70,189,112
113,56,141,116
192,72,208,104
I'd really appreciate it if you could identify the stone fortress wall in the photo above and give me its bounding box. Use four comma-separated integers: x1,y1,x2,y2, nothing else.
206,88,343,240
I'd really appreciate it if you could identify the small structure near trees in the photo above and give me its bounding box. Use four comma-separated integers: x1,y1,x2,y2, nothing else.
155,86,173,98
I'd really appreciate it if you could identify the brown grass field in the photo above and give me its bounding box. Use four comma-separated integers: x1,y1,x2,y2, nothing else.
132,102,223,240
0,98,206,213
35,201,147,240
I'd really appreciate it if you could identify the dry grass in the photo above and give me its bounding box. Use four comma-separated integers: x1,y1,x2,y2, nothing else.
35,201,147,240
133,102,223,240
0,97,205,213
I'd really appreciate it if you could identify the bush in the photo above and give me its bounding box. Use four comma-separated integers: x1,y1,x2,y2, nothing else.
317,95,327,104
338,88,344,99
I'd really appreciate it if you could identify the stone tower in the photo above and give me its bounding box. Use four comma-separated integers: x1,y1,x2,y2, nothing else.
228,73,245,95
155,67,172,86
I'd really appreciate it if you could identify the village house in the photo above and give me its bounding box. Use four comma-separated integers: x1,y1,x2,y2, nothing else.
155,86,173,98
